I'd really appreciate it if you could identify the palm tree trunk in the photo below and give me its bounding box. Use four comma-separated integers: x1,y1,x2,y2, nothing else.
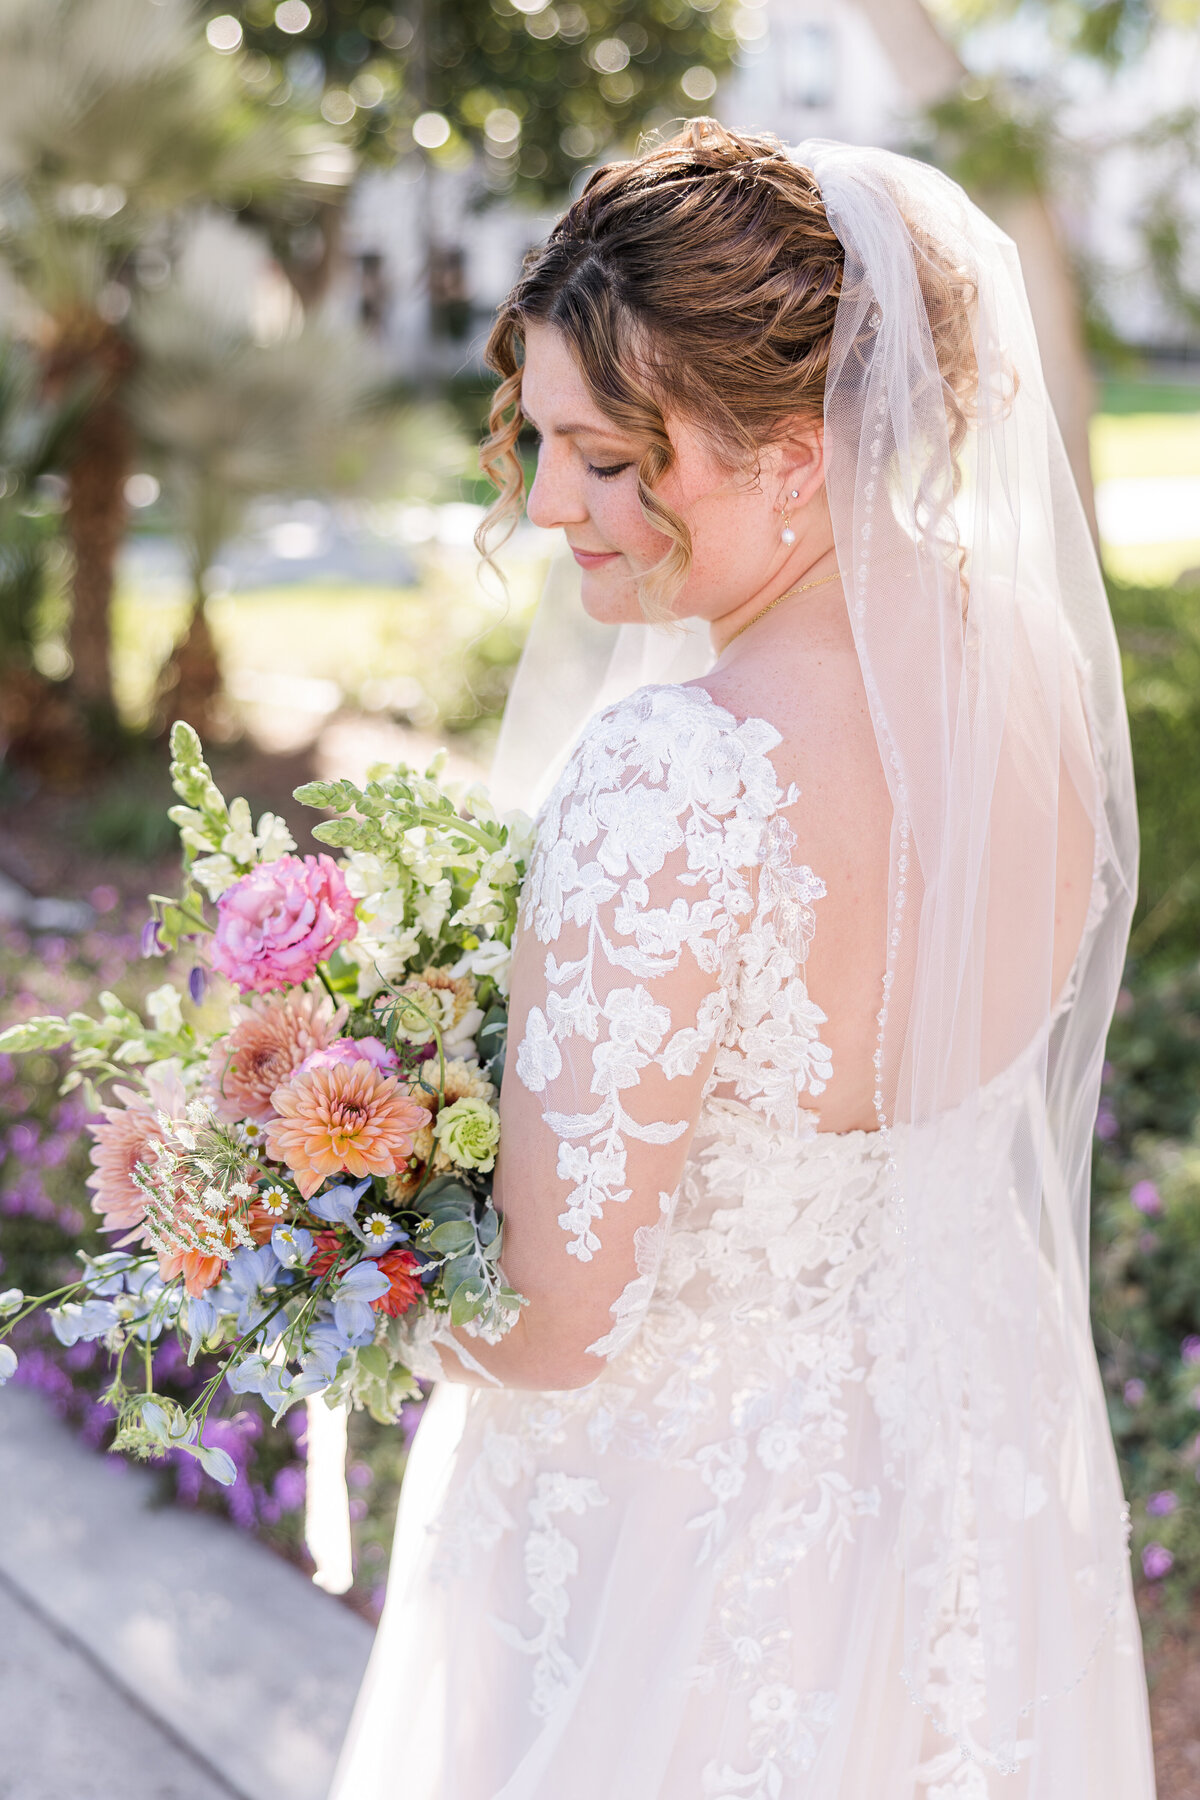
64,385,132,718
43,319,138,728
157,579,223,741
850,0,1100,543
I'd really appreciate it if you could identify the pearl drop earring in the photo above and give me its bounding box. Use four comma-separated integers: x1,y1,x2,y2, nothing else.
780,489,799,548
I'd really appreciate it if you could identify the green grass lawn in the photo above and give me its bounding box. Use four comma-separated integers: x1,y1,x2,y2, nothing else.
111,548,547,738
107,373,1200,729
1092,376,1200,587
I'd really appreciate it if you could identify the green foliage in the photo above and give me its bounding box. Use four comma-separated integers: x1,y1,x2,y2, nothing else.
1092,959,1200,1618
0,0,347,320
297,746,531,954
216,0,742,202
930,0,1200,65
129,302,402,606
918,77,1050,196
81,786,181,861
0,341,87,666
1135,113,1200,336
1109,578,1200,967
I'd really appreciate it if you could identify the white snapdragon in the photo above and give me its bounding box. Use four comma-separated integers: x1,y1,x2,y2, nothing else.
220,798,297,867
415,878,452,938
349,923,423,997
409,847,448,886
454,883,504,931
221,797,259,865
443,1002,485,1057
253,811,295,863
452,938,513,996
145,984,185,1036
191,853,238,900
462,783,498,826
501,809,535,861
169,806,215,858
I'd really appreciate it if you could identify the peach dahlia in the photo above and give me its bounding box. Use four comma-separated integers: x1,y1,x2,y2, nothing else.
265,1060,428,1200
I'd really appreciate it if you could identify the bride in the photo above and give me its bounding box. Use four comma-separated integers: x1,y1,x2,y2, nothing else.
330,122,1156,1798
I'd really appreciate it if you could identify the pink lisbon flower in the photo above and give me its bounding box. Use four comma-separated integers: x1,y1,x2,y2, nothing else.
208,988,347,1125
266,1060,428,1200
210,854,357,995
87,1086,171,1236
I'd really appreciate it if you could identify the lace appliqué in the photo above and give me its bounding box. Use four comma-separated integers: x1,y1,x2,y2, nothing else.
516,685,817,1263
490,1470,609,1718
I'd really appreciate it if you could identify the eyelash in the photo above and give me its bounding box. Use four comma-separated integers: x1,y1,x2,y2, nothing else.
525,428,632,482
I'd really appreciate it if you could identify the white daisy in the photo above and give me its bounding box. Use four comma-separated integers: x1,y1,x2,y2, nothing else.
361,1212,398,1246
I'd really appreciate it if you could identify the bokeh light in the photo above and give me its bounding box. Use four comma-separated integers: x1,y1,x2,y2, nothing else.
274,1,312,35
412,111,451,151
205,14,243,54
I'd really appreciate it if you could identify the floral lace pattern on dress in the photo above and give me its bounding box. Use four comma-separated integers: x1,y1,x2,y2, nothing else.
516,684,831,1265
422,682,1125,1797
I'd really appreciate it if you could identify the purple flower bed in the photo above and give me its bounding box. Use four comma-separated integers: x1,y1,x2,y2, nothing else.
1091,962,1200,1631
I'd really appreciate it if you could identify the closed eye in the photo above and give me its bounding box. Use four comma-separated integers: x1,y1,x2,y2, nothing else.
588,461,633,481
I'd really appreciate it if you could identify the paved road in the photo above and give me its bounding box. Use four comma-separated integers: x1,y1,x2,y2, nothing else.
0,1387,374,1800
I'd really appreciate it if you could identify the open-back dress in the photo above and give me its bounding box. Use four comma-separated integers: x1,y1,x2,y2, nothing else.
330,681,1156,1800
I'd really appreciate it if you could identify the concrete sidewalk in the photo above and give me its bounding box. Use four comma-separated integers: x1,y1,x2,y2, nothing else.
0,1386,374,1800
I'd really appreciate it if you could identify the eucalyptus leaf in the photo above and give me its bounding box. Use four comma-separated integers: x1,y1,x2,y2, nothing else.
450,1280,488,1327
426,1220,475,1255
476,1209,499,1249
440,1253,477,1300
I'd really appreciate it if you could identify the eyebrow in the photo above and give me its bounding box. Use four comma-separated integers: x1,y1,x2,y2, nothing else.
522,405,628,442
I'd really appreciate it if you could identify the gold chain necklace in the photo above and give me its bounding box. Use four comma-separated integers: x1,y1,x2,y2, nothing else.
724,569,844,648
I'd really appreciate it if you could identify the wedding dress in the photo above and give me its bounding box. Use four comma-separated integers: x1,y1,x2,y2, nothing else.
331,138,1156,1798
330,682,1155,1800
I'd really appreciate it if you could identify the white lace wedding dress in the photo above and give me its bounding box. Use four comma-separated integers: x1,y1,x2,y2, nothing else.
330,683,1156,1800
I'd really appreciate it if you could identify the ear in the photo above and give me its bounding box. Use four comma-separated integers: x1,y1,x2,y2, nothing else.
777,422,825,510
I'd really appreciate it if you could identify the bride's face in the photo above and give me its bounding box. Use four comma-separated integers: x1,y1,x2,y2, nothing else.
519,321,824,627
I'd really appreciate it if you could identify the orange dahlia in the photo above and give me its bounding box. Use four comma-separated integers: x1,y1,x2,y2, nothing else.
266,1060,428,1201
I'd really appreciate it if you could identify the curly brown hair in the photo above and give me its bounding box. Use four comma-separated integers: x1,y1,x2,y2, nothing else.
477,118,979,618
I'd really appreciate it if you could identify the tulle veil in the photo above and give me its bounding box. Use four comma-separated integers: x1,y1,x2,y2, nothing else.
489,139,1139,1771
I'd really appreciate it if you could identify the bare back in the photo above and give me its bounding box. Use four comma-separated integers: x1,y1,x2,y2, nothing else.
697,581,1096,1132
697,593,893,1135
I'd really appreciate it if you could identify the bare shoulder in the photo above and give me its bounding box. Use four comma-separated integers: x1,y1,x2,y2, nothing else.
688,640,893,1133
687,638,890,835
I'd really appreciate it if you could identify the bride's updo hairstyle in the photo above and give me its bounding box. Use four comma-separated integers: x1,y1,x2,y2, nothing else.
478,117,978,617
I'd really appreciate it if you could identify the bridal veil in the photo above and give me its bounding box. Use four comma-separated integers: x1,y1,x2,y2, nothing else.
491,138,1139,1772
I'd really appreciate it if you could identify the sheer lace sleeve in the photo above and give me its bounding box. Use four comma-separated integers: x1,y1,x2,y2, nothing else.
500,684,802,1364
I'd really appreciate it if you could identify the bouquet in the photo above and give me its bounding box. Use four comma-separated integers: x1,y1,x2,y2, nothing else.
0,723,532,1485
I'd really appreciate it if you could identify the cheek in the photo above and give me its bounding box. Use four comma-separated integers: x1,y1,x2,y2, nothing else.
591,474,665,561
668,478,776,616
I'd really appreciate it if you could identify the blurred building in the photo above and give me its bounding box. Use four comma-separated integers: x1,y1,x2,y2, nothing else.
166,1,1198,379
336,0,913,379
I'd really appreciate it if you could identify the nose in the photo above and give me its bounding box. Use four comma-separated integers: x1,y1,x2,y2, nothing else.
526,445,589,532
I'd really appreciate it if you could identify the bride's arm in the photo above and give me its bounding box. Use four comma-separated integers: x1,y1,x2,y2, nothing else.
438,912,726,1390
431,703,766,1392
